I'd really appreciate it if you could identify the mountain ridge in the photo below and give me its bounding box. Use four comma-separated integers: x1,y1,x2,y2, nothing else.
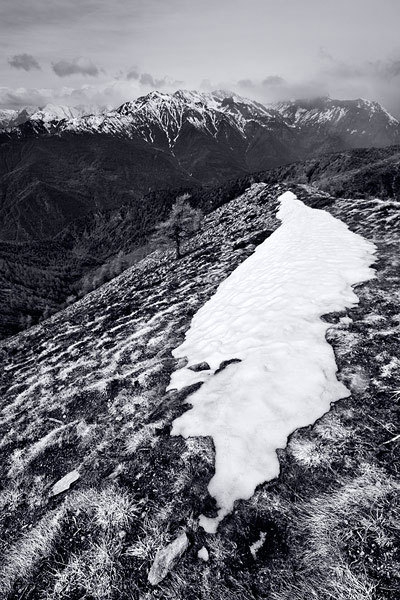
0,90,399,245
2,90,399,145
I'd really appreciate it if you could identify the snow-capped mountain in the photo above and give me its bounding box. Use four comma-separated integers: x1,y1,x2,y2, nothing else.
0,103,106,130
62,90,283,136
273,96,400,150
0,90,399,244
4,91,399,151
0,108,17,129
0,105,39,129
29,104,84,123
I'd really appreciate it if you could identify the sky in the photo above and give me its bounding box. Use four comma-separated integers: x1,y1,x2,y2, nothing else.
1,0,400,115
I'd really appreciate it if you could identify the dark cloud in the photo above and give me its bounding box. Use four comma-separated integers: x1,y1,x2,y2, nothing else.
320,53,400,82
8,53,41,71
126,67,140,80
140,72,164,87
0,87,47,108
384,60,400,79
134,71,183,89
237,79,255,89
123,68,183,89
369,58,400,81
52,57,99,77
262,75,285,87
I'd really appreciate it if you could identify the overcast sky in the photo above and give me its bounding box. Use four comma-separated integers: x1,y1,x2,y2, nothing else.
1,0,400,114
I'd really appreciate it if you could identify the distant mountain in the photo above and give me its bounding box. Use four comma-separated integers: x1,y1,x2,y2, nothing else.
4,91,399,150
0,103,105,130
274,96,400,152
0,91,399,242
0,109,17,129
0,106,38,129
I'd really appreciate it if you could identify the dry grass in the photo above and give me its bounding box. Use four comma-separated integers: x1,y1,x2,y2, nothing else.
270,463,400,600
0,510,64,597
49,538,121,600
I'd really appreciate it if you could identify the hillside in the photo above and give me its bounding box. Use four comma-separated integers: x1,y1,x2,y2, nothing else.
2,145,400,341
260,145,400,199
0,92,399,243
0,183,398,599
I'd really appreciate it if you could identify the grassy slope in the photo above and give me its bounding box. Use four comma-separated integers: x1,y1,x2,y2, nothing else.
2,145,399,341
0,184,399,600
260,146,400,200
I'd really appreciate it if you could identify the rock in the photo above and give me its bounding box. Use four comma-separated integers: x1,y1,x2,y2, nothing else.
197,546,209,561
188,362,211,372
215,358,241,374
51,469,80,496
148,532,189,586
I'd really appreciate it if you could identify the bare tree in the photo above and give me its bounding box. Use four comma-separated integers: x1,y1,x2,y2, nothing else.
151,194,203,259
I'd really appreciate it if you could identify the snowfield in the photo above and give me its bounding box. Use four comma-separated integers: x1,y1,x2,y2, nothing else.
168,191,377,533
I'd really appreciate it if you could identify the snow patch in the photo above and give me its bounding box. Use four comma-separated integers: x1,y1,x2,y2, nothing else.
168,191,376,532
250,532,267,558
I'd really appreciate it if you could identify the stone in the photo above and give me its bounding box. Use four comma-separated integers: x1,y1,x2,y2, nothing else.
188,362,211,372
197,546,209,561
148,532,189,586
51,469,80,496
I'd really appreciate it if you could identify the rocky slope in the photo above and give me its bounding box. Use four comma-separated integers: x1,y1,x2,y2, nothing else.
0,183,398,600
0,92,399,242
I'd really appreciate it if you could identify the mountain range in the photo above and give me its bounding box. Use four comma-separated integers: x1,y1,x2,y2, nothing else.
0,91,399,242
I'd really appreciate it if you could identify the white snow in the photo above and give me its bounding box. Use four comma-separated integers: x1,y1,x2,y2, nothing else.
168,191,376,533
250,532,267,558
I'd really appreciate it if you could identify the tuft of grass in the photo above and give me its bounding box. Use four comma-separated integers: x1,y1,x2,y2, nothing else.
0,510,63,597
270,463,400,600
49,538,121,600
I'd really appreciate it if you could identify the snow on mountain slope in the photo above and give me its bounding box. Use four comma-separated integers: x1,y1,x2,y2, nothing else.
30,104,83,123
0,104,106,131
274,97,400,147
61,90,283,143
0,106,39,129
168,191,376,532
2,92,399,165
0,109,18,129
274,97,399,127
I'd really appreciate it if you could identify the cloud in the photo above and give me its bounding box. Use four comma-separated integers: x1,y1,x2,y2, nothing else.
52,57,99,77
262,75,285,87
0,86,47,108
203,52,400,117
126,67,139,80
139,72,167,87
213,75,328,105
237,79,255,89
8,53,41,71
123,67,183,89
